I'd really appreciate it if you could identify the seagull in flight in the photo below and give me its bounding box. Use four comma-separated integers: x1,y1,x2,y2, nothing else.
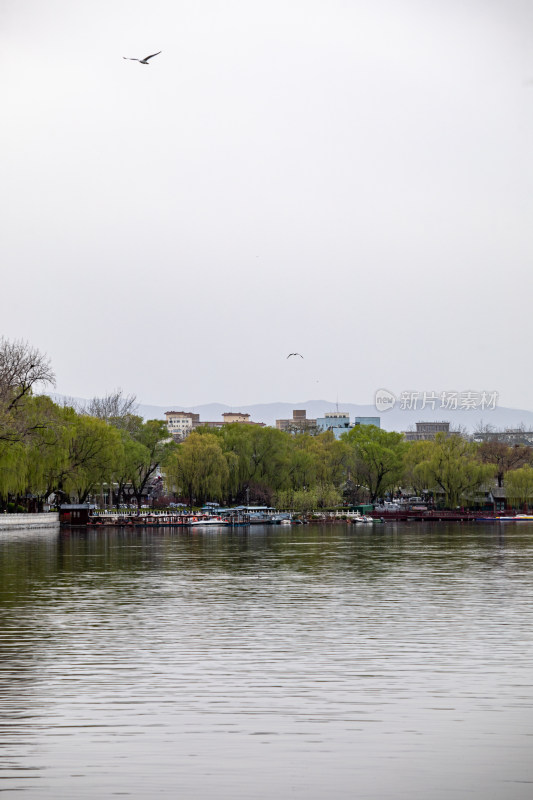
123,51,162,65
287,353,304,359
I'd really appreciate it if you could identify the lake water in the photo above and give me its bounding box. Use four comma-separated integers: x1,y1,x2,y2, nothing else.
1,523,533,799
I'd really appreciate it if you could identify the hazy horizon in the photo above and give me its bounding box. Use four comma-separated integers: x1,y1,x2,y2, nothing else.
47,391,533,433
3,1,532,409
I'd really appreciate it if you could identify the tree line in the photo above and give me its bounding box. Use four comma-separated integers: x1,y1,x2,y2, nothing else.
2,338,533,512
0,338,171,511
164,424,533,510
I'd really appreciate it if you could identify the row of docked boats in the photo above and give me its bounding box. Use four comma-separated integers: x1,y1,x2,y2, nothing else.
87,512,296,528
85,512,380,528
89,514,234,528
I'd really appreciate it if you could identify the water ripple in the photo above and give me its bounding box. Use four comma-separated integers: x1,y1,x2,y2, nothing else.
1,523,533,798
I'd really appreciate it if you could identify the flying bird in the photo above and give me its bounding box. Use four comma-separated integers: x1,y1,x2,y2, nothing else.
123,51,161,64
287,353,304,359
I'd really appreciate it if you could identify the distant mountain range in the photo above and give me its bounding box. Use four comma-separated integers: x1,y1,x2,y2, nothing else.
50,395,533,433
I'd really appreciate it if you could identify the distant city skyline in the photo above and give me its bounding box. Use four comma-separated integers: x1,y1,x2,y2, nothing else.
49,393,533,433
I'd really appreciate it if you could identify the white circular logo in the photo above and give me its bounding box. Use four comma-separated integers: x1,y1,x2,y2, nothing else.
375,389,396,412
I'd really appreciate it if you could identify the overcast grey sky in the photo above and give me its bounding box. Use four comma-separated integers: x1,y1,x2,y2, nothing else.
2,0,533,410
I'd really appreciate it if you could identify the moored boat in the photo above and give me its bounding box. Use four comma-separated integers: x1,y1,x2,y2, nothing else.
189,516,230,527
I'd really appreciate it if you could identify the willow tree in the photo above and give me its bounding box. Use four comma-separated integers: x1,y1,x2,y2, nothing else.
247,426,290,489
124,419,173,508
36,407,123,504
23,398,75,505
164,431,229,507
402,440,435,496
478,441,531,488
0,440,28,501
342,425,405,502
213,423,290,502
275,483,342,513
112,433,149,506
0,394,68,508
66,415,123,502
504,466,533,510
287,435,319,490
208,423,253,499
310,431,350,486
0,339,58,508
285,432,349,496
416,434,493,508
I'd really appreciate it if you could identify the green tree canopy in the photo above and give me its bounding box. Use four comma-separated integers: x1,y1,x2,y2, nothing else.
39,408,123,505
212,424,290,500
342,425,405,502
415,434,493,508
504,466,533,508
125,419,174,507
164,431,229,507
478,441,531,488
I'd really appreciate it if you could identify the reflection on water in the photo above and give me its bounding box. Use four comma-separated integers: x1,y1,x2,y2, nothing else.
1,523,533,798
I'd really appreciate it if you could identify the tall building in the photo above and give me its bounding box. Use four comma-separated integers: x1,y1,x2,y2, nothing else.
315,413,381,439
165,411,199,439
316,411,350,431
403,421,457,441
316,411,351,439
165,410,264,440
276,409,317,434
472,429,533,446
222,412,251,424
354,416,380,428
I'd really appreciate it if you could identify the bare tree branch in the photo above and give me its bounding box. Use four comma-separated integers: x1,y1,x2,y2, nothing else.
0,337,55,411
83,389,138,422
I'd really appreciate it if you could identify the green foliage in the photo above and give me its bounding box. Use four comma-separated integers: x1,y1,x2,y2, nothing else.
274,483,341,512
478,441,531,488
402,440,436,495
122,419,174,507
4,336,526,513
0,439,27,497
0,340,172,509
214,424,290,499
65,415,123,502
342,425,406,501
504,466,533,507
164,432,228,506
287,432,349,490
414,434,493,507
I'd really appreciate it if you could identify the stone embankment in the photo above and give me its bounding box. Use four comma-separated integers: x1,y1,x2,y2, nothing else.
0,513,60,531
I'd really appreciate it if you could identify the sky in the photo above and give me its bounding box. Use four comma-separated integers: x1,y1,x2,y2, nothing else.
2,0,533,411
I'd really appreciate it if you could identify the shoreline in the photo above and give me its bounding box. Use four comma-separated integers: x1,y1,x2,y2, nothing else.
0,512,60,531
